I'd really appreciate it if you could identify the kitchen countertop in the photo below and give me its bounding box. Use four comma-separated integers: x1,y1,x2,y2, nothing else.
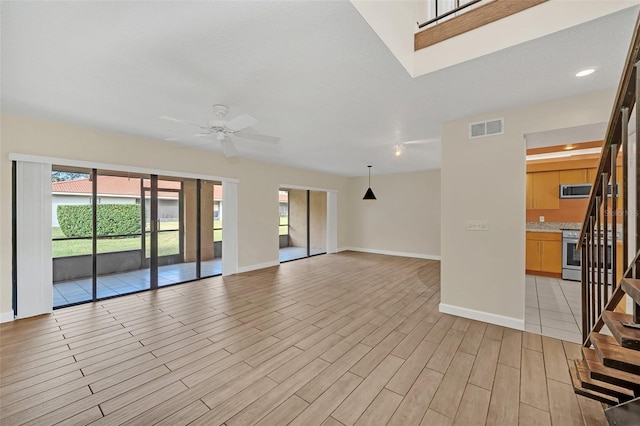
526,222,581,233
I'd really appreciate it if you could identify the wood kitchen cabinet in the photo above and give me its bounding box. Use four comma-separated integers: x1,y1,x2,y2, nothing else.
530,171,560,209
526,232,562,277
526,173,534,209
559,169,588,184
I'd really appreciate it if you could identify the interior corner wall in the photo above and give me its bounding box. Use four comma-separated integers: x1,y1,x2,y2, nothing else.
440,89,615,328
0,113,350,317
346,169,441,258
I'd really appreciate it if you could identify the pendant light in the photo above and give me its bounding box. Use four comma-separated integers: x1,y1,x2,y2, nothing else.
362,165,377,200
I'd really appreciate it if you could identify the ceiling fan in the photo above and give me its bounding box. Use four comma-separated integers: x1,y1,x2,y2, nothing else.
161,104,280,157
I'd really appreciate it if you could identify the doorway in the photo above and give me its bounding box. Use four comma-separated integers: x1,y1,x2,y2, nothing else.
278,188,327,263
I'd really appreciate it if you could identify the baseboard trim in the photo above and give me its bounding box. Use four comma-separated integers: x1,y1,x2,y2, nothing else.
0,310,15,323
439,303,524,331
238,261,280,274
342,247,441,261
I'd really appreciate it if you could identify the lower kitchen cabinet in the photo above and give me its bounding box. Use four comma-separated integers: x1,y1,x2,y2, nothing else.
526,232,562,277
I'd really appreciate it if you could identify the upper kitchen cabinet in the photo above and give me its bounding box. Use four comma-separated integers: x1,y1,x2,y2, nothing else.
530,171,560,209
526,173,534,209
559,169,588,184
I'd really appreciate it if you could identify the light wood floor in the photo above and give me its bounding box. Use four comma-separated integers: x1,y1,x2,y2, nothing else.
0,252,606,425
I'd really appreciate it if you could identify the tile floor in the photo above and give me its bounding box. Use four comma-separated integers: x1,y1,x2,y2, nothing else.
53,258,222,307
525,274,583,344
55,248,329,307
279,246,326,262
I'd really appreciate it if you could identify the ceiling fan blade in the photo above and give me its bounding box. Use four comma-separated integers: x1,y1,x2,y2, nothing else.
164,132,210,142
161,115,209,131
220,139,238,157
226,114,258,131
235,131,280,144
402,138,440,146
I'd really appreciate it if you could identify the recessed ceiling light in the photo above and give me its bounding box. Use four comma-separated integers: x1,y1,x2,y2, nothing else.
576,68,595,77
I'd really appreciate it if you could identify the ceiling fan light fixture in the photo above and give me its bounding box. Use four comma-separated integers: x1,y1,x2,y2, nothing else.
394,146,402,157
362,165,377,200
213,104,229,118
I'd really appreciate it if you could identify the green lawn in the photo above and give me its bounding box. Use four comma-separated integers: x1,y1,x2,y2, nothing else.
53,218,287,258
53,220,223,258
279,217,288,236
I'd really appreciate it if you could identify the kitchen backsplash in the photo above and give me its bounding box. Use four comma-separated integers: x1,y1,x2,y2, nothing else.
526,221,581,231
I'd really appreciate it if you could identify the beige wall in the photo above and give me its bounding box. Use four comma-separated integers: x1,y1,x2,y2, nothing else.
288,189,308,248
346,170,441,258
0,113,349,315
284,189,327,251
309,191,327,251
440,90,615,325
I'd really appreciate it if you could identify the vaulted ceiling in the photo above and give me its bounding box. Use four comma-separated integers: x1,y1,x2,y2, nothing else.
1,1,638,176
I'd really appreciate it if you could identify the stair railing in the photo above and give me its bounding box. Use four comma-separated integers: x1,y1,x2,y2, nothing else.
580,11,640,344
416,0,484,29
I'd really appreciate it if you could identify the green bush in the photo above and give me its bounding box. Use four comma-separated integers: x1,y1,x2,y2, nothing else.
57,204,141,237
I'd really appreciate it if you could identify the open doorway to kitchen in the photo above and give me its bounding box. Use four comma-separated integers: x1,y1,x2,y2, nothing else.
278,188,327,263
523,123,623,343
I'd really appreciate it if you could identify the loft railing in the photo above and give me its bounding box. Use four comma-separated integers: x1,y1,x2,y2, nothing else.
417,0,484,29
579,11,640,344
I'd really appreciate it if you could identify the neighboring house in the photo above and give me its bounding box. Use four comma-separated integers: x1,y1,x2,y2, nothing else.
51,176,222,227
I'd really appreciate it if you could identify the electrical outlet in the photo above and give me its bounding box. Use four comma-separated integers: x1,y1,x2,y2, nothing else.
539,216,545,223
466,220,488,231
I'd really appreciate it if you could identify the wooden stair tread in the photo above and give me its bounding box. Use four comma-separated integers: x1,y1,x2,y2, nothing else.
583,347,640,391
570,364,620,405
621,278,640,305
575,359,635,400
603,310,640,350
591,332,640,375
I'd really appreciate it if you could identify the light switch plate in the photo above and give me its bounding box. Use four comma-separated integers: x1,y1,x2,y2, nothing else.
466,220,488,231
539,216,545,223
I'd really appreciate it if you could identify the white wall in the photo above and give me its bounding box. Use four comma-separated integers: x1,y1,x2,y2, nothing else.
440,90,615,329
351,1,637,77
346,170,441,259
0,113,350,316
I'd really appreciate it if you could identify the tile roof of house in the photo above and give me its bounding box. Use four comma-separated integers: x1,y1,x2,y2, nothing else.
51,176,223,199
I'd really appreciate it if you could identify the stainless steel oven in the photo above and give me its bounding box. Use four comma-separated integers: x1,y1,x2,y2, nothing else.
562,229,614,282
562,230,581,281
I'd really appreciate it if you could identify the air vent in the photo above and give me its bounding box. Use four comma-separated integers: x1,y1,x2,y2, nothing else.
469,118,504,138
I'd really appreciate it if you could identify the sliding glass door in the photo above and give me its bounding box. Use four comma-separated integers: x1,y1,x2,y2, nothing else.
278,188,327,263
96,171,150,298
52,166,223,308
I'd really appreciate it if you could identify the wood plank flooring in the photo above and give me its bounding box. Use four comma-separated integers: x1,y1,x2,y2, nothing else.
0,252,607,425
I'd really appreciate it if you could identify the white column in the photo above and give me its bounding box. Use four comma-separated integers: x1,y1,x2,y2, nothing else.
222,181,238,275
326,191,338,254
16,161,52,318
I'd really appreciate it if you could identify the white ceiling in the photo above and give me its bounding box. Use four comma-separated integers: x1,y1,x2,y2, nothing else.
1,1,638,176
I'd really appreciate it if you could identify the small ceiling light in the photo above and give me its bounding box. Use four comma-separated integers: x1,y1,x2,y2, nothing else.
563,144,576,150
394,146,402,157
362,165,377,200
576,68,595,77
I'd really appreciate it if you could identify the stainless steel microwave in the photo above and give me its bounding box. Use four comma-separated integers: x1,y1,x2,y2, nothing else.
559,183,619,199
